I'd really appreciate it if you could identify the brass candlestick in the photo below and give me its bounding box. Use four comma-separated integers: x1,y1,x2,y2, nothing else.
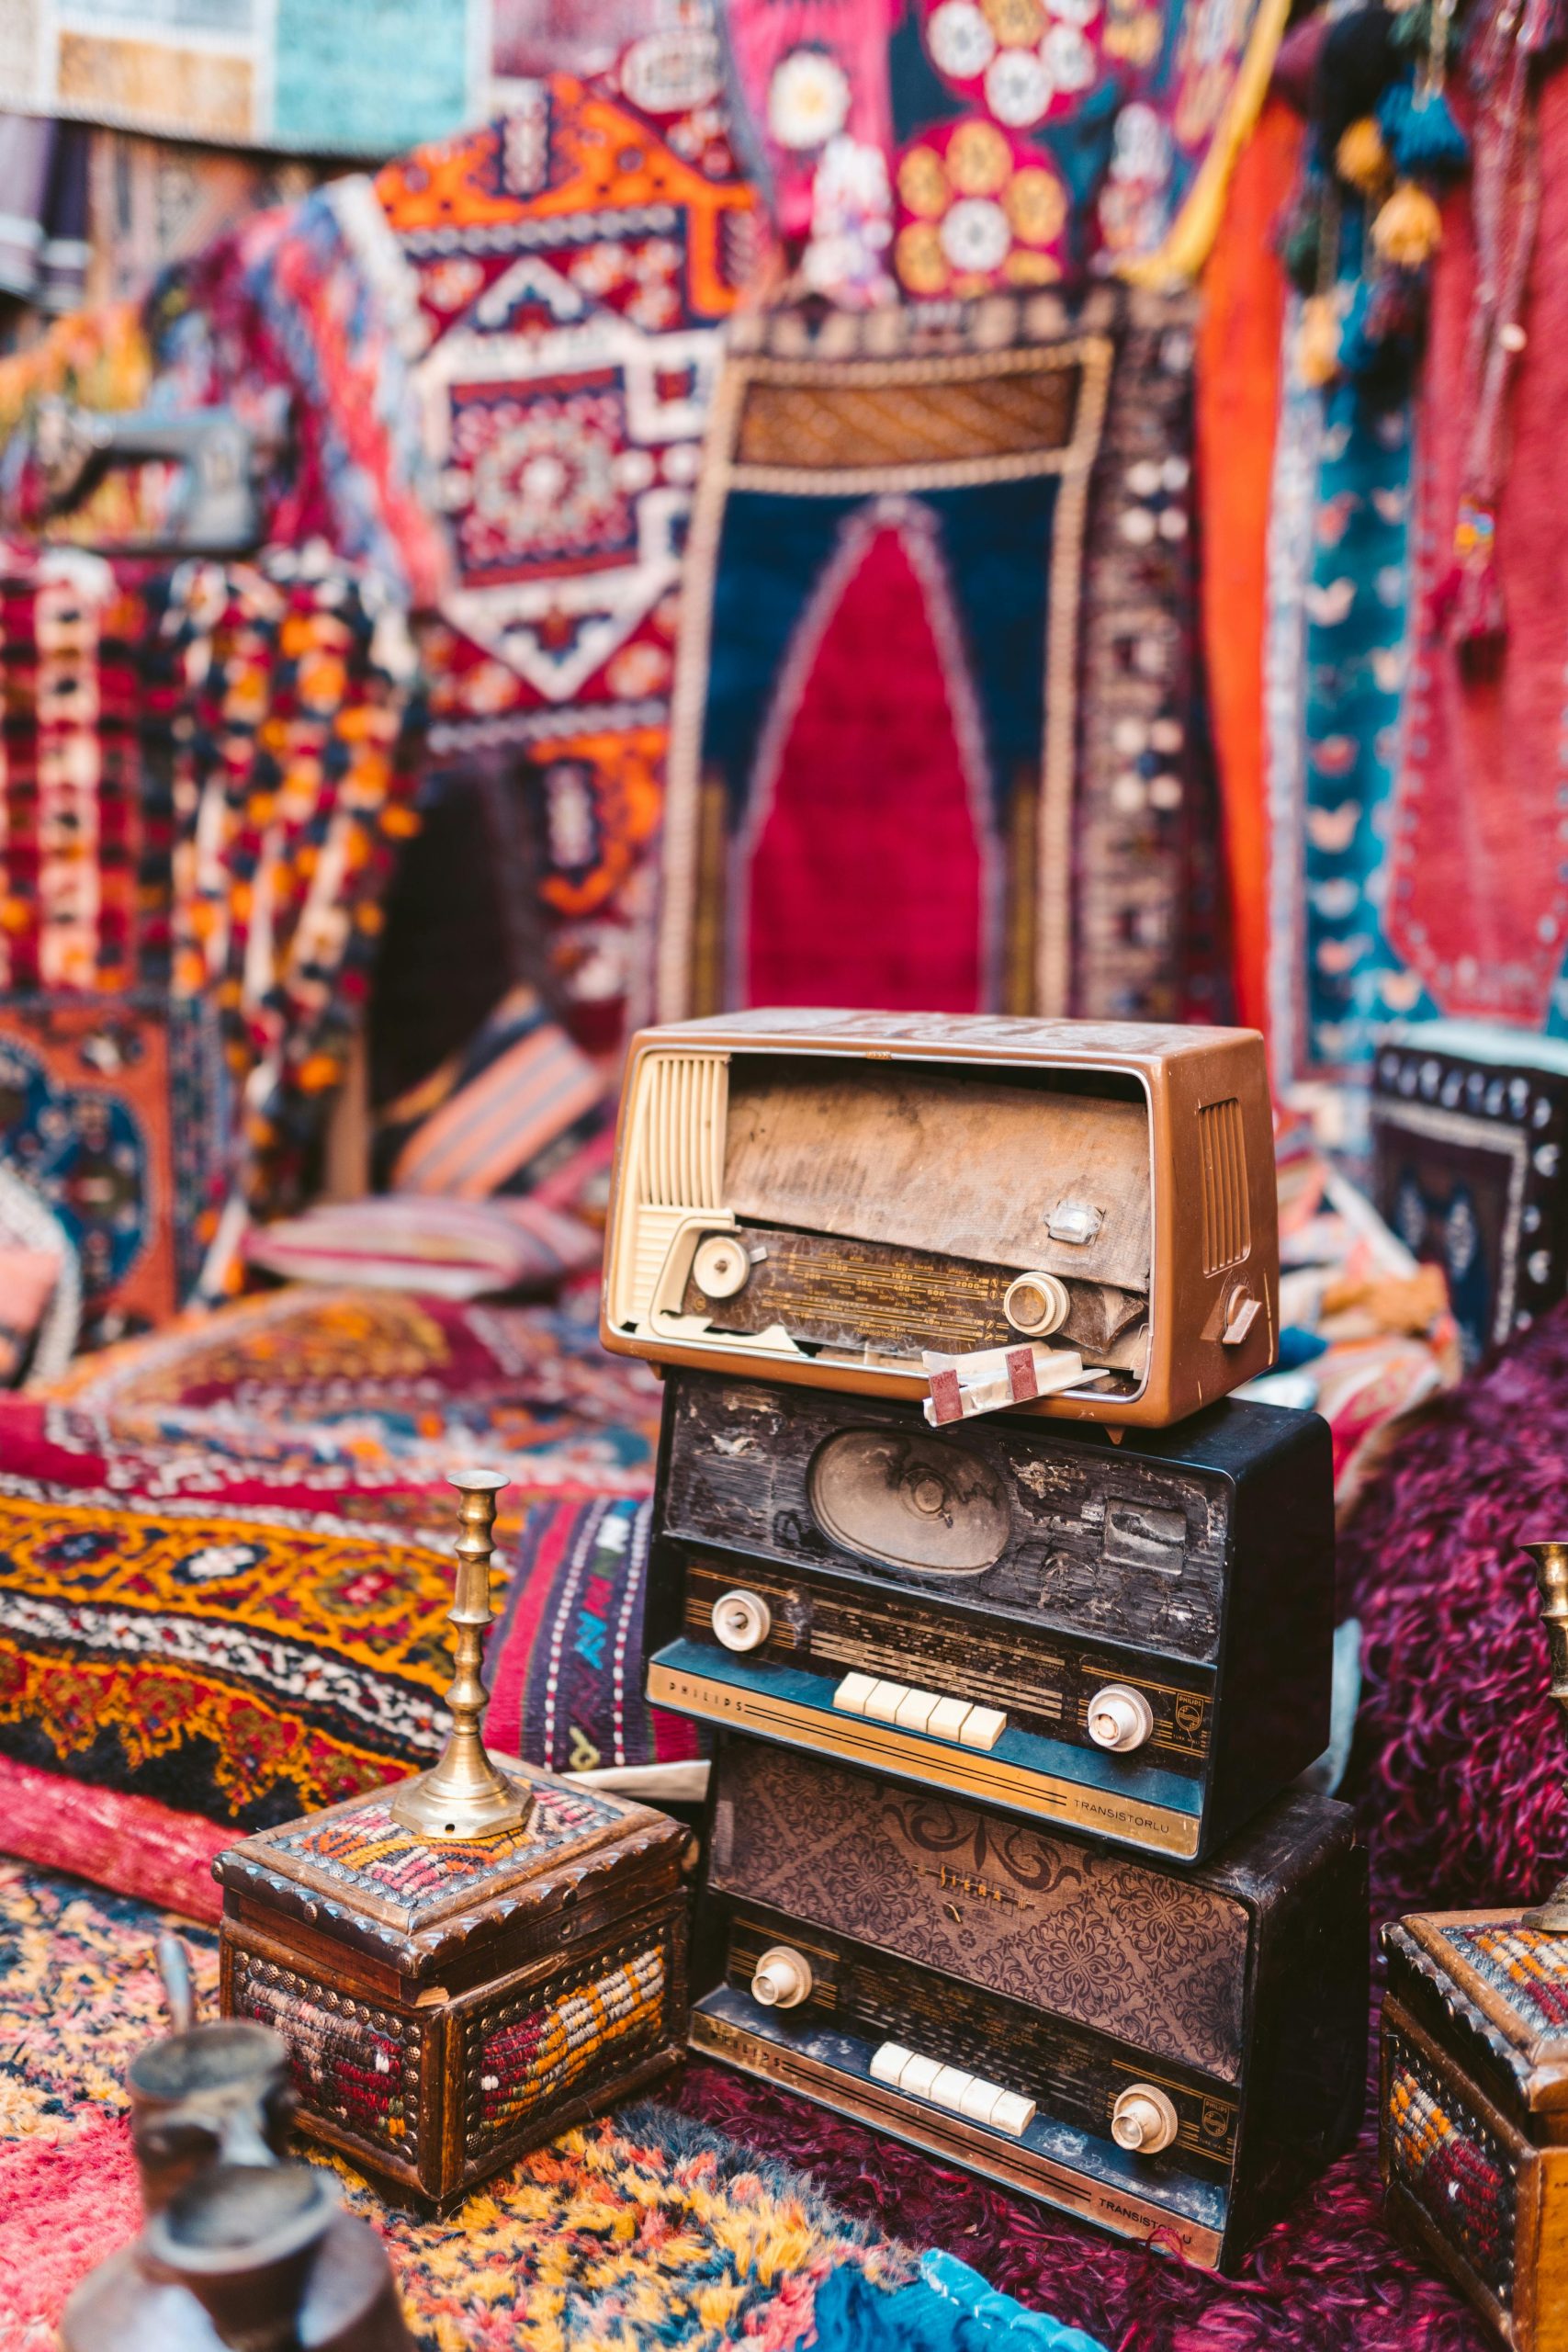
389,1471,532,1843
1523,1537,1568,1932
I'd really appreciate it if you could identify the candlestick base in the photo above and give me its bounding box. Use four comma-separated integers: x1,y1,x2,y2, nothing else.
388,1758,533,1844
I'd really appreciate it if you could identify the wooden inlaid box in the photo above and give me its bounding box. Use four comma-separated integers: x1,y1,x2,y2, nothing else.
692,1739,1367,2273
215,1767,689,2209
1382,1912,1568,2349
601,1011,1279,1428
647,1371,1332,1861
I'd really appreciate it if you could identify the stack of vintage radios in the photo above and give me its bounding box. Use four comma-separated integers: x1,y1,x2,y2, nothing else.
604,1011,1368,2274
210,1010,1365,2272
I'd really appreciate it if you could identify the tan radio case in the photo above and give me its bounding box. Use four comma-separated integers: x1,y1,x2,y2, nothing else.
600,1010,1277,1429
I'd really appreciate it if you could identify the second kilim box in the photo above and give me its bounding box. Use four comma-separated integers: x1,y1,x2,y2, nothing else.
214,1770,689,2209
1382,1911,1568,2350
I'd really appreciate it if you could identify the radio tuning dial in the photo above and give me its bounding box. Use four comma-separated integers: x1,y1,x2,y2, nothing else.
1111,2083,1179,2155
1003,1272,1070,1338
750,1945,812,2008
1086,1683,1156,1753
693,1235,750,1300
712,1589,771,1652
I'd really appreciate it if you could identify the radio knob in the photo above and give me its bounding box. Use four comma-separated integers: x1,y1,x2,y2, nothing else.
712,1589,771,1652
1111,2084,1179,2155
1086,1683,1155,1753
751,1946,812,2008
1003,1272,1070,1338
693,1235,750,1300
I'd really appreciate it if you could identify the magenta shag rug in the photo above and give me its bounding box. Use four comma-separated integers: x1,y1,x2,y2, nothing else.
1337,1297,1568,1917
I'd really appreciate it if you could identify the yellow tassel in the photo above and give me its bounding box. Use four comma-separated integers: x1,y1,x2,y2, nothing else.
1371,181,1443,267
1336,117,1392,194
1298,294,1342,388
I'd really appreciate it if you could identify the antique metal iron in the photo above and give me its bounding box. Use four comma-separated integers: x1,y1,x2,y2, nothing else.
389,1469,533,1842
1523,1537,1568,1932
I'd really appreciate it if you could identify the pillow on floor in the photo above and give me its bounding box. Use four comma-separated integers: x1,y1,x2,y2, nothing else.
0,1479,701,1865
373,982,607,1201
244,1193,599,1297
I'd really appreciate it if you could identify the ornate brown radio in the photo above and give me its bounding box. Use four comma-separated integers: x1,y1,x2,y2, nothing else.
600,1011,1277,1429
644,1370,1332,1862
692,1739,1367,2274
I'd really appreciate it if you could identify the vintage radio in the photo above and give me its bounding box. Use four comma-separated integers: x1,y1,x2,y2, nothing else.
1382,1912,1568,2351
215,1476,690,2211
691,1740,1366,2273
645,1370,1332,1861
600,1011,1279,1428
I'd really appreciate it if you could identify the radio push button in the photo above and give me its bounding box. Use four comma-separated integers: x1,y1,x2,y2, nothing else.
869,2042,1037,2137
832,1674,1006,1749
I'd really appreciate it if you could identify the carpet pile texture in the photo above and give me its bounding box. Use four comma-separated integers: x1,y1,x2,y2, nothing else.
0,1859,909,2351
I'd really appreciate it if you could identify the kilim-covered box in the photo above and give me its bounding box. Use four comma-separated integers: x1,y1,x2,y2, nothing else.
1382,1913,1568,2350
215,1767,689,2209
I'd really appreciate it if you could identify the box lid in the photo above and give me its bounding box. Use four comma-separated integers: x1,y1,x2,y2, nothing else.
1386,1914,1568,2116
214,1759,685,1980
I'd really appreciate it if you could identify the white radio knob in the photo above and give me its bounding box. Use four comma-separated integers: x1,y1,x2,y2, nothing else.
1003,1272,1070,1338
1111,2083,1179,2154
693,1234,750,1299
1086,1683,1155,1753
751,1945,812,2008
712,1589,771,1652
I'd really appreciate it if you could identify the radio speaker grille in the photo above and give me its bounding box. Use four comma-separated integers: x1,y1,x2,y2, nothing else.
638,1052,727,1209
611,1050,729,1329
1197,1098,1249,1275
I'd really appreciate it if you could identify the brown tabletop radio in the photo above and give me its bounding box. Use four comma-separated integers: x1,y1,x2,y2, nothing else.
691,1738,1367,2274
601,1011,1277,1428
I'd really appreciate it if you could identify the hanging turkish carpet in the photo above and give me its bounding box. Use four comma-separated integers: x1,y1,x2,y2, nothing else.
368,67,761,1057
1388,20,1568,1034
656,284,1219,1024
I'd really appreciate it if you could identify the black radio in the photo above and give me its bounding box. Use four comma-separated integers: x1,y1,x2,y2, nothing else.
646,1371,1332,1862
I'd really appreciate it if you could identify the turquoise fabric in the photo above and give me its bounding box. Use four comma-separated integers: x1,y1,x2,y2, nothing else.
808,2249,1108,2352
